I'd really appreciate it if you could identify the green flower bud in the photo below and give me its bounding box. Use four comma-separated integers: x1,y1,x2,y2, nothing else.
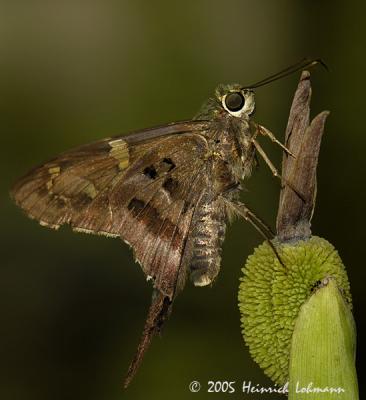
238,236,352,385
289,278,358,399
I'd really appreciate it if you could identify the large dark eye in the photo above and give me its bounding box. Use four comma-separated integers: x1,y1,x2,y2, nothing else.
225,92,245,112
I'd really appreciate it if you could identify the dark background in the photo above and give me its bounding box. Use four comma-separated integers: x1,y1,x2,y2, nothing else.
1,1,364,399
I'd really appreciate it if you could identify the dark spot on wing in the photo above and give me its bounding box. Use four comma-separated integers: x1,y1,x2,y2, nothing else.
71,192,93,210
54,195,67,209
127,198,146,216
182,200,192,214
162,158,175,171
143,165,158,179
126,197,181,245
162,177,179,194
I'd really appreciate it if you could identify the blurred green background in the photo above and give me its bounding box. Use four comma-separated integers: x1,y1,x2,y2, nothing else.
1,1,365,399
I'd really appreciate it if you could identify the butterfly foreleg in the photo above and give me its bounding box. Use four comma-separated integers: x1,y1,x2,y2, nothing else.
252,138,305,201
255,123,295,158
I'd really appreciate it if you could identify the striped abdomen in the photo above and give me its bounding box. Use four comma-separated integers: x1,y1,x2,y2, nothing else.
189,198,227,286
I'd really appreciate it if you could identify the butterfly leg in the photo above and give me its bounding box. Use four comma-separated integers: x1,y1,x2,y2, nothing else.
257,124,295,158
252,138,305,201
223,198,285,266
223,198,274,241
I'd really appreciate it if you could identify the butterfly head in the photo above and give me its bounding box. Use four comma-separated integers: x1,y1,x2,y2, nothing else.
195,83,255,121
216,83,255,118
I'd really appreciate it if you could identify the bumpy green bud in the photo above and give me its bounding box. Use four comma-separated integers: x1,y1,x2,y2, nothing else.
238,236,352,385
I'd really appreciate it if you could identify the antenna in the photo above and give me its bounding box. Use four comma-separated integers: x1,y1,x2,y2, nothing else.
243,58,327,89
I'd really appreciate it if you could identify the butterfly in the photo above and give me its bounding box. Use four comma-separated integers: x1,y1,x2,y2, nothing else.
10,59,320,387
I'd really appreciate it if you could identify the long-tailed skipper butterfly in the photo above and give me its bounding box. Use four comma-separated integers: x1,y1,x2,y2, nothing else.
10,59,323,387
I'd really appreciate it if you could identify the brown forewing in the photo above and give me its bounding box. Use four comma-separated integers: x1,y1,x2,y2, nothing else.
11,122,210,298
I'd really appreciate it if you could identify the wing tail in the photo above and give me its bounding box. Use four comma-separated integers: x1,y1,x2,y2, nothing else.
123,290,172,388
